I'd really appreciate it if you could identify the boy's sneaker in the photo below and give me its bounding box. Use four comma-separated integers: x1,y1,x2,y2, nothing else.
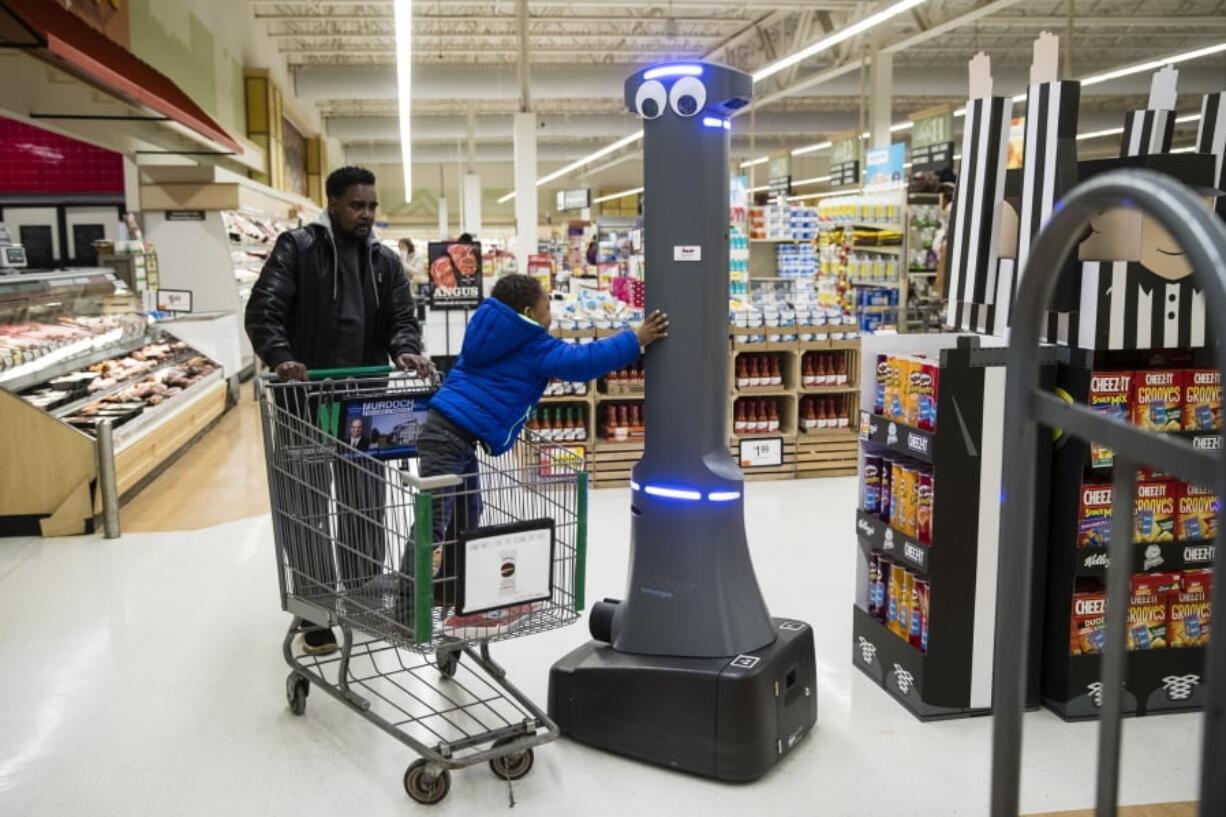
301,627,339,655
442,604,536,640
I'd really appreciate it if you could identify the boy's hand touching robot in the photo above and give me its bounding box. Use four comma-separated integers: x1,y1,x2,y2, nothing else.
635,310,670,347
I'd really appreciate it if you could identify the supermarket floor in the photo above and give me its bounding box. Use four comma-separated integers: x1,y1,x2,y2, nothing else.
0,478,1205,817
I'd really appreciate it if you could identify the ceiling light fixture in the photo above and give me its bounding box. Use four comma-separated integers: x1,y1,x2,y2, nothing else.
593,186,645,204
392,0,413,201
740,156,770,169
1081,41,1226,87
752,0,931,83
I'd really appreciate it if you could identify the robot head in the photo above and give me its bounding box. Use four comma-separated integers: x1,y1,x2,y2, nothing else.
624,62,753,125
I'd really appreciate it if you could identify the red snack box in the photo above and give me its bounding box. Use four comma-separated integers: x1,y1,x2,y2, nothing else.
905,356,939,432
1077,483,1114,548
1070,589,1107,655
1127,572,1180,650
916,470,934,545
1132,370,1184,432
1134,480,1178,543
1088,371,1132,468
1169,570,1213,647
1182,369,1222,431
1176,483,1219,542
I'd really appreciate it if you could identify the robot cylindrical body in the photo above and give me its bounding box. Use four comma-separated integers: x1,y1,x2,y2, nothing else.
613,63,776,658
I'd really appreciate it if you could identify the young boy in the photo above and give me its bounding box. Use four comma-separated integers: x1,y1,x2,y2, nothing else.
409,274,668,637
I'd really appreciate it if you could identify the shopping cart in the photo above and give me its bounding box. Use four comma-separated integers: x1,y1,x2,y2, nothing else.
255,366,589,805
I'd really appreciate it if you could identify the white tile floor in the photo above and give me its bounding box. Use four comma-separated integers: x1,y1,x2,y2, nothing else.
0,478,1203,816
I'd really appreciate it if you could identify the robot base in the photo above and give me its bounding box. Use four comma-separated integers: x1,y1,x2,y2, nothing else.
547,618,817,782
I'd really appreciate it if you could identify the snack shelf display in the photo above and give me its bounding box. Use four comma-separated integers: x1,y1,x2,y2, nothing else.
539,320,863,488
0,270,228,537
1040,349,1217,720
850,334,1053,720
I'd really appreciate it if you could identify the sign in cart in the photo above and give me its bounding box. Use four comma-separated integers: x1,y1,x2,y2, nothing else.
456,519,555,615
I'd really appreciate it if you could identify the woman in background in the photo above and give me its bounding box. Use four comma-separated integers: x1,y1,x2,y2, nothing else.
400,237,429,301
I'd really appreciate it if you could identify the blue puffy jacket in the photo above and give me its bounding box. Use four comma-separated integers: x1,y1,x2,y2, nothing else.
430,297,641,455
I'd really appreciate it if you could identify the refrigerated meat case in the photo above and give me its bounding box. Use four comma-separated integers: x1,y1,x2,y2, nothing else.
0,269,227,537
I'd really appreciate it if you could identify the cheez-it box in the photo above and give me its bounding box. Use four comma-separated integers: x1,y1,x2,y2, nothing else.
1132,369,1184,432
1134,480,1177,543
1170,570,1213,648
1088,371,1132,468
1077,483,1114,548
1127,572,1180,650
1182,369,1222,431
1176,482,1219,542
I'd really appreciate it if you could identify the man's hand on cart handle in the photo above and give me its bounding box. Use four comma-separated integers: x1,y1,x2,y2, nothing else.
276,360,309,382
396,352,436,379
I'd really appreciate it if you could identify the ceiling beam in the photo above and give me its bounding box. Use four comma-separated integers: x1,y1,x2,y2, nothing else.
749,0,1024,111
974,16,1226,29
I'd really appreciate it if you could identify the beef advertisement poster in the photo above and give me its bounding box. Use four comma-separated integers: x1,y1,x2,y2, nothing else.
427,241,484,309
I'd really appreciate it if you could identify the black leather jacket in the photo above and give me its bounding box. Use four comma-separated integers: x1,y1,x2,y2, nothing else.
244,219,422,370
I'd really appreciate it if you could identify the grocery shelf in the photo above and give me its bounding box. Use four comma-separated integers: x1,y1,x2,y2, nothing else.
855,509,933,577
112,369,225,447
0,334,146,394
849,279,902,289
1074,538,1217,578
51,350,203,419
799,384,857,395
850,244,903,254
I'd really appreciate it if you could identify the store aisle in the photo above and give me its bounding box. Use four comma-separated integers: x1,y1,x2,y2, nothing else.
0,481,1203,817
121,396,268,533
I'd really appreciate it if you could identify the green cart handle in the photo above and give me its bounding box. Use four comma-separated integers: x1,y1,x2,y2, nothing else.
307,365,397,380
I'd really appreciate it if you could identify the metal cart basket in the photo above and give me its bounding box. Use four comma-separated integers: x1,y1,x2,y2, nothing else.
990,170,1226,817
255,367,589,805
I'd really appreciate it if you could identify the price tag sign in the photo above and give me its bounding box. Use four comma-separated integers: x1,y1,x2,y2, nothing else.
156,288,193,312
739,437,783,468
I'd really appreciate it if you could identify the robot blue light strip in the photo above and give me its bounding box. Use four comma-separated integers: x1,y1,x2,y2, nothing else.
548,61,817,783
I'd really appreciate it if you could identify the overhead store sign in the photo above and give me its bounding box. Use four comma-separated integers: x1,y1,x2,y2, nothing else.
830,130,860,166
829,161,860,189
910,104,955,149
556,189,591,211
766,154,792,199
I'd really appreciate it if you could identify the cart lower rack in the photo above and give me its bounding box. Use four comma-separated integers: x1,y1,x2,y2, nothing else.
256,368,589,805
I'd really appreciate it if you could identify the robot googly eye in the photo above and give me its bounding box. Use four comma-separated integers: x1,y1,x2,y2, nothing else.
669,76,706,118
635,81,667,120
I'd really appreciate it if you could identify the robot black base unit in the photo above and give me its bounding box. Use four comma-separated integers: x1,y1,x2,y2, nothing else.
549,617,816,781
547,61,818,782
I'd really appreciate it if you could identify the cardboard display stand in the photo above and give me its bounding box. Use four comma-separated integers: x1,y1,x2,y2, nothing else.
850,334,1054,719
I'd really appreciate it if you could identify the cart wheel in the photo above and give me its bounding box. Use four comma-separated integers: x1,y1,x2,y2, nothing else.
438,649,461,679
286,673,308,716
488,738,535,781
404,760,451,805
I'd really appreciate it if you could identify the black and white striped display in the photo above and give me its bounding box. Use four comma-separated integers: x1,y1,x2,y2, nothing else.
1016,81,1082,287
1120,109,1176,157
1040,261,1208,350
1198,91,1226,220
943,95,1011,329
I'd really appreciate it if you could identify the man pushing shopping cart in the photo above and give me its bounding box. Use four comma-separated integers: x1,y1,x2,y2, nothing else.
245,165,667,805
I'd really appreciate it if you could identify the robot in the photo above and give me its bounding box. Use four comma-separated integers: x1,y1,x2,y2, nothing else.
548,62,818,782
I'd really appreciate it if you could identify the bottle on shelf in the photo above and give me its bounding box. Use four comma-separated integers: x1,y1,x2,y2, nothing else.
735,400,747,434
749,356,762,388
835,353,848,385
768,400,780,432
770,356,783,387
802,356,816,388
631,403,644,436
802,397,818,432
736,357,750,389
